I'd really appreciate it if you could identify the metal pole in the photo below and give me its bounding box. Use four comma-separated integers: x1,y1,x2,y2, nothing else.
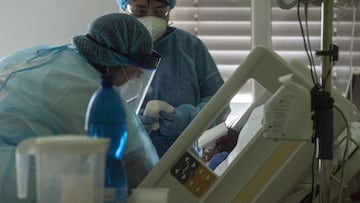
319,1,334,202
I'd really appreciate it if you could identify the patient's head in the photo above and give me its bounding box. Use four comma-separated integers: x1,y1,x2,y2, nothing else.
201,127,240,162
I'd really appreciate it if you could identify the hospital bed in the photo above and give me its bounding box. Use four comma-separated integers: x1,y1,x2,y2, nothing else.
131,46,360,203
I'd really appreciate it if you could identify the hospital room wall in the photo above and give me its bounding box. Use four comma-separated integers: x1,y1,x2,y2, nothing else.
0,0,118,57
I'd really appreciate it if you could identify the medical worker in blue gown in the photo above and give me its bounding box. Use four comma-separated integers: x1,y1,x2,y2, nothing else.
0,13,160,202
117,0,230,157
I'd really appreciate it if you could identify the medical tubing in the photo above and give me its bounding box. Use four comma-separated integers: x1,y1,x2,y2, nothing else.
297,1,318,85
333,105,351,203
0,45,69,92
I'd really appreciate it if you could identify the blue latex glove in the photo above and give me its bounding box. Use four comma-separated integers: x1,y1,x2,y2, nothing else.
139,108,158,125
158,104,196,136
139,115,157,132
139,115,157,125
208,151,229,170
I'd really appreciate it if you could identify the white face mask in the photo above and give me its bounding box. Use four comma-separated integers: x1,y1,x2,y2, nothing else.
115,77,144,104
115,67,156,114
138,16,167,42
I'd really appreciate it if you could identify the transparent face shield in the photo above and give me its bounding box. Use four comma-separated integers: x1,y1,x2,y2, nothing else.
116,50,160,114
119,68,156,114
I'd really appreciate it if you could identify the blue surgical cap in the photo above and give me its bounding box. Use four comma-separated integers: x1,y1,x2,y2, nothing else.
72,13,160,69
116,0,176,10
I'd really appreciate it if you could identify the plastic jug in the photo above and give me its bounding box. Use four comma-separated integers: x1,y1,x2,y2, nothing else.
15,135,109,203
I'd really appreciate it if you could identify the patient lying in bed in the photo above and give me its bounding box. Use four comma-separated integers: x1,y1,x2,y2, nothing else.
197,105,263,173
200,125,239,170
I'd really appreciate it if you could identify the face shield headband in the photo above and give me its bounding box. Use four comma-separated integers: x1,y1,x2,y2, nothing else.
85,34,161,70
127,51,161,70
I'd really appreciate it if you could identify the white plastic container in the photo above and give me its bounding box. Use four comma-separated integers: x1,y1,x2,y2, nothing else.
16,135,109,203
129,188,169,203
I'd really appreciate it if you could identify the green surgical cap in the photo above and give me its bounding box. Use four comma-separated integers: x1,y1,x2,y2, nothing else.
72,13,159,69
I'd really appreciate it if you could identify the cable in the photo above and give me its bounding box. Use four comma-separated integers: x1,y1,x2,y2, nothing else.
297,0,319,86
323,61,336,88
297,2,357,202
304,2,319,85
333,8,358,203
297,1,321,200
333,105,351,203
311,129,319,202
335,132,360,149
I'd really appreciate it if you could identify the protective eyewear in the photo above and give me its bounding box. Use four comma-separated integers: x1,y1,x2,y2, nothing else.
126,5,170,18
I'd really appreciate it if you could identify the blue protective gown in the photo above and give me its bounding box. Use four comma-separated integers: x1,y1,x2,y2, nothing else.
0,45,158,202
142,27,228,157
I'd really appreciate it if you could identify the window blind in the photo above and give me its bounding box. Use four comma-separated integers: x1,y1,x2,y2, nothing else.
170,0,359,103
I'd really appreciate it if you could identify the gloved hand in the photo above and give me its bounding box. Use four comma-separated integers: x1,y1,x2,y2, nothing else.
158,104,196,136
140,115,157,125
139,115,158,132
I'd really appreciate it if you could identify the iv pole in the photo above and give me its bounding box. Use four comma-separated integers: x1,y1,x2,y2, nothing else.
317,0,335,202
254,0,336,201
